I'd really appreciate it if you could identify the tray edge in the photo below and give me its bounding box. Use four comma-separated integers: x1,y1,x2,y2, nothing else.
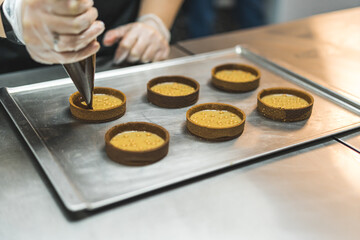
0,87,88,212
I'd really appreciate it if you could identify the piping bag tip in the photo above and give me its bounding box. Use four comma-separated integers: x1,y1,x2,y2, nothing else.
63,54,96,109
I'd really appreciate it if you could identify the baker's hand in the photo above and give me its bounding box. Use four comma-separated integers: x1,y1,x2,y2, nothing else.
2,0,105,64
103,14,170,64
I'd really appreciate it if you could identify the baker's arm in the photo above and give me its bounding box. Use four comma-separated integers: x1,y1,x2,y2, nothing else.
137,0,183,29
0,0,6,38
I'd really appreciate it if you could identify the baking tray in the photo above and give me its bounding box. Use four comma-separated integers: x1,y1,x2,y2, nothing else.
1,46,359,212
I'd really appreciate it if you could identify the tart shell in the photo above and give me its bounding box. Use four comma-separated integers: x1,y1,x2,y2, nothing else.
257,87,314,122
147,75,200,108
211,63,261,92
69,87,126,123
105,122,170,166
186,103,246,141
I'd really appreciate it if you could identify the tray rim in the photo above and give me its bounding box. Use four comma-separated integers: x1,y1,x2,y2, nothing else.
1,46,359,212
0,87,87,211
6,48,238,94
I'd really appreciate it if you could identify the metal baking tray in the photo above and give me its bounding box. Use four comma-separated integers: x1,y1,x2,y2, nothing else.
1,46,359,212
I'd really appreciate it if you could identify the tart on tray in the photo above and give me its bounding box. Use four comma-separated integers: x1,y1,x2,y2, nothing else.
211,63,260,92
105,122,170,166
257,87,314,122
69,87,126,123
147,75,200,108
186,103,246,141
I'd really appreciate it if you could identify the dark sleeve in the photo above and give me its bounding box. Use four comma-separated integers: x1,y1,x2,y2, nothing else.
0,38,43,74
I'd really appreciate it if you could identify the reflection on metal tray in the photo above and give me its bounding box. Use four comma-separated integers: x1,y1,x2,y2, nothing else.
1,46,359,212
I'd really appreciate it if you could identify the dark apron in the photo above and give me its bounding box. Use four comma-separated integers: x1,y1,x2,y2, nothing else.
0,0,140,74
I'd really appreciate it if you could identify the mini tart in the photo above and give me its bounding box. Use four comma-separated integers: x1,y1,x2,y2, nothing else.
69,87,126,123
105,122,170,166
257,87,314,122
147,76,200,108
211,63,260,92
186,103,246,141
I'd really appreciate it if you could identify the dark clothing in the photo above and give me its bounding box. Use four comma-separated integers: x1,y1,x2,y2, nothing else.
184,0,214,38
184,0,265,39
235,0,265,29
0,0,140,74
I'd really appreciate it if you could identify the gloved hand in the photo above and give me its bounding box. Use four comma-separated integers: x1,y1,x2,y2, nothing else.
2,0,104,64
103,14,170,64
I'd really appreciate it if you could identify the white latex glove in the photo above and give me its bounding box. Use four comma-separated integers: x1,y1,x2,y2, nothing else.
2,0,104,64
103,14,170,64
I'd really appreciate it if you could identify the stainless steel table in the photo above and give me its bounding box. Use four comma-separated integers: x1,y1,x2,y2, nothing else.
338,131,360,153
1,10,360,240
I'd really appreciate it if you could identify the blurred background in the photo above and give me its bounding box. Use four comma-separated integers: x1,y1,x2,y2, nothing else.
171,0,360,42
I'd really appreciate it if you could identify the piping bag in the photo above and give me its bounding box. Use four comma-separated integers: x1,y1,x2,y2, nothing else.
63,54,96,109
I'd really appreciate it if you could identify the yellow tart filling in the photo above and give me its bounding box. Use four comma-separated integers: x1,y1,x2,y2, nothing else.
215,69,257,82
261,94,309,109
151,82,195,96
80,94,122,110
110,131,165,151
190,110,242,128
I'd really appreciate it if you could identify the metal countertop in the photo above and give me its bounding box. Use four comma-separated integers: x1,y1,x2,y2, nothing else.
1,12,360,240
338,132,360,153
178,7,360,57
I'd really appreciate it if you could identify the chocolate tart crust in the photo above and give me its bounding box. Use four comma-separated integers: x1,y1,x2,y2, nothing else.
69,87,126,123
186,103,246,141
147,75,200,108
105,122,170,166
257,87,314,122
211,63,261,92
